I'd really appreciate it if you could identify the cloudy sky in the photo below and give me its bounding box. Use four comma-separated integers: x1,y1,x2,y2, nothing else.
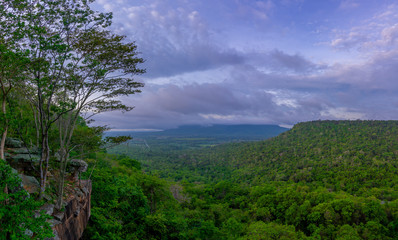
91,0,398,130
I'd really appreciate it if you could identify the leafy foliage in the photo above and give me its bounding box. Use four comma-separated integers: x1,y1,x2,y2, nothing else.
104,120,398,239
0,160,53,239
81,153,187,240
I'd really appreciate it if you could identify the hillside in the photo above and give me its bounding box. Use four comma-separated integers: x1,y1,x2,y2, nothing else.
101,120,398,239
107,124,288,178
177,120,398,191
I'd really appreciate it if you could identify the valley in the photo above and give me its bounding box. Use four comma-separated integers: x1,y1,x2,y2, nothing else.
90,120,398,239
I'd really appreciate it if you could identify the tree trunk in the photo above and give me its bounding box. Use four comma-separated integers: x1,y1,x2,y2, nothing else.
0,127,7,161
39,134,50,199
55,113,78,209
3,183,8,205
55,149,68,210
0,95,7,161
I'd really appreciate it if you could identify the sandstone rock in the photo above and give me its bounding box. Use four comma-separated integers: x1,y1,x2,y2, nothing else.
54,212,65,222
48,219,62,228
68,159,88,181
68,159,88,172
73,208,80,217
5,138,40,174
9,147,30,154
19,174,40,194
35,204,55,218
10,153,40,163
45,228,61,240
41,204,55,216
5,138,22,148
7,152,40,175
74,187,84,199
52,180,92,240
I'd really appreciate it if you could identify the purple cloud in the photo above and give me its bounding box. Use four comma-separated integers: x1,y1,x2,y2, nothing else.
89,0,398,129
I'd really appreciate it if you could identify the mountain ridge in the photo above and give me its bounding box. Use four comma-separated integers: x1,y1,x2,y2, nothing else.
107,124,288,140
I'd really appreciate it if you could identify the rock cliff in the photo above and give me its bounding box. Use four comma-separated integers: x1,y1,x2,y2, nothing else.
5,138,92,240
51,180,91,240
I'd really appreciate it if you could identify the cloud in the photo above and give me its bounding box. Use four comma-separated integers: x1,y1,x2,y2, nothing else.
89,0,398,129
93,49,398,129
330,4,398,51
143,44,244,78
246,49,327,74
331,31,368,50
321,107,365,119
90,63,345,129
234,0,274,21
268,50,326,73
339,0,360,10
381,24,398,44
94,0,244,78
329,50,398,91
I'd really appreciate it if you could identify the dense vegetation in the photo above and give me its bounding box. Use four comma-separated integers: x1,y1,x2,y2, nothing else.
0,0,396,239
0,160,53,239
101,120,398,239
0,0,144,237
107,124,287,181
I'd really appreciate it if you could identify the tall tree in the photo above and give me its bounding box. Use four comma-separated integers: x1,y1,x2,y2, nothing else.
54,28,144,209
0,1,30,160
0,0,144,200
0,45,29,160
2,0,111,197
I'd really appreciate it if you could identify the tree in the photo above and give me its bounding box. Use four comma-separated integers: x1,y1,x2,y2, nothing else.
0,0,31,161
243,221,302,240
0,0,144,202
54,28,144,209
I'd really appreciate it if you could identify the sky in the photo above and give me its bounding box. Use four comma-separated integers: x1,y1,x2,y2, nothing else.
91,0,398,130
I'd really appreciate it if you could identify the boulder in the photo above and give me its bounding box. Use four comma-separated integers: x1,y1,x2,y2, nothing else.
8,147,37,154
68,160,88,181
68,159,88,172
7,152,40,175
41,204,55,216
54,212,65,222
5,138,23,148
19,174,40,194
10,153,40,163
35,204,55,219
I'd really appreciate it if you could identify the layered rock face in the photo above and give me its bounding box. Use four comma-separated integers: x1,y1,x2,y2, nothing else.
52,180,91,240
4,138,92,240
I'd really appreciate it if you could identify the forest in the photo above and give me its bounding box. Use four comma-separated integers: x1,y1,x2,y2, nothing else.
98,120,398,239
0,0,397,239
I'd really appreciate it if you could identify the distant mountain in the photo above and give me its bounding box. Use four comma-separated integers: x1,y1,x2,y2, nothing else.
126,124,288,140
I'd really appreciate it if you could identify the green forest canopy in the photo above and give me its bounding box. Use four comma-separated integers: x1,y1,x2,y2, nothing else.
93,120,398,239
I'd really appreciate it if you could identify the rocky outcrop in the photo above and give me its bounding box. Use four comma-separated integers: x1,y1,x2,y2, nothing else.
50,180,91,240
19,174,40,193
5,138,92,240
68,159,88,182
5,138,40,176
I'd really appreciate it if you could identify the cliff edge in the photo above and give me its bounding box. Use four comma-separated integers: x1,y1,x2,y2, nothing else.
51,180,91,240
5,138,92,240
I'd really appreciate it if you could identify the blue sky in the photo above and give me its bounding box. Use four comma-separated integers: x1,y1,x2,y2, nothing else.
91,0,398,129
